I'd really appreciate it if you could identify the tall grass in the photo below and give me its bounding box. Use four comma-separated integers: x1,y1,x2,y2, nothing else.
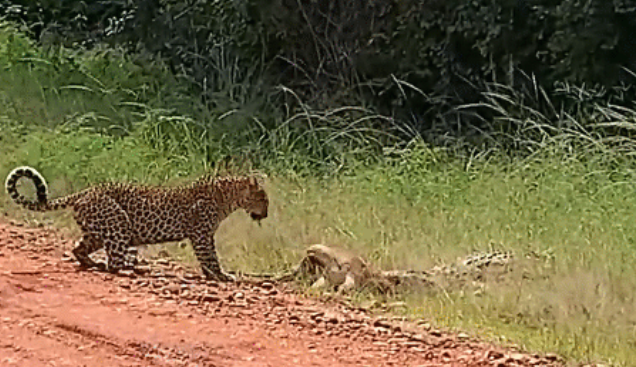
3,21,636,366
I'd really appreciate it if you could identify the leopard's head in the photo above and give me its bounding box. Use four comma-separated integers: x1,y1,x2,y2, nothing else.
239,176,269,223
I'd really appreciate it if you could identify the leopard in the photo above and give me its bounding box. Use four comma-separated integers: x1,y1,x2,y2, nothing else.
5,166,268,281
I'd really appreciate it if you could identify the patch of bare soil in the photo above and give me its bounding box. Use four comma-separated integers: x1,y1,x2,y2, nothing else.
0,220,564,366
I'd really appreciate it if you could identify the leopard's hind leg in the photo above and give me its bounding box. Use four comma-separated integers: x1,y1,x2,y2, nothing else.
124,246,138,269
74,193,133,273
71,233,105,270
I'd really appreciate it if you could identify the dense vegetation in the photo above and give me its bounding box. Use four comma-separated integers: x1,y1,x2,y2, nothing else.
2,1,636,365
3,0,636,148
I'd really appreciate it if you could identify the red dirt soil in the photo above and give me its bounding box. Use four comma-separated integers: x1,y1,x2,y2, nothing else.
0,220,565,367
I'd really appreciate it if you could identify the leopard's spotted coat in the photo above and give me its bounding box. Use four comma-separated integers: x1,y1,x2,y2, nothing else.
5,166,268,281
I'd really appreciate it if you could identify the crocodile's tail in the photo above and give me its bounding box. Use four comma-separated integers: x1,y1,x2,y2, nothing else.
5,166,76,212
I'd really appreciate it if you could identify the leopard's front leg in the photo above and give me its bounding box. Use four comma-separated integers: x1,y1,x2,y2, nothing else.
191,235,235,282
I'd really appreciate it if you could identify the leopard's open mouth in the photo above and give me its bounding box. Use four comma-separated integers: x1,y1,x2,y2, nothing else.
250,212,267,221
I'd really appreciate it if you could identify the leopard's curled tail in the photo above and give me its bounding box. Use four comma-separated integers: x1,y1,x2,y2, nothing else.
5,166,79,211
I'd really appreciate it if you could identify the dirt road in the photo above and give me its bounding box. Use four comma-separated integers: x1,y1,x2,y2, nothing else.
0,220,563,367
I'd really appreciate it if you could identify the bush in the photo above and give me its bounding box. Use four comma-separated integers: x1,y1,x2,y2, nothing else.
4,0,636,150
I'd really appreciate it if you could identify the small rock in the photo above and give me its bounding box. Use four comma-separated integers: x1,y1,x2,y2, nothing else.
322,311,340,324
309,311,324,320
440,350,452,360
118,269,136,278
182,272,199,280
373,318,391,329
134,280,149,288
61,252,74,262
231,292,245,301
135,265,151,274
487,350,504,360
410,333,427,342
545,353,560,362
261,281,275,290
162,284,181,294
263,288,278,296
201,294,220,302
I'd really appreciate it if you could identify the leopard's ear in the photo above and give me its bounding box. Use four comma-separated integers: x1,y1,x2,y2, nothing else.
213,155,234,176
252,171,267,185
216,154,254,176
249,171,267,186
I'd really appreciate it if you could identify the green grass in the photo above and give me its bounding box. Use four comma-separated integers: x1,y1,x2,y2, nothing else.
2,21,636,366
3,128,636,365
